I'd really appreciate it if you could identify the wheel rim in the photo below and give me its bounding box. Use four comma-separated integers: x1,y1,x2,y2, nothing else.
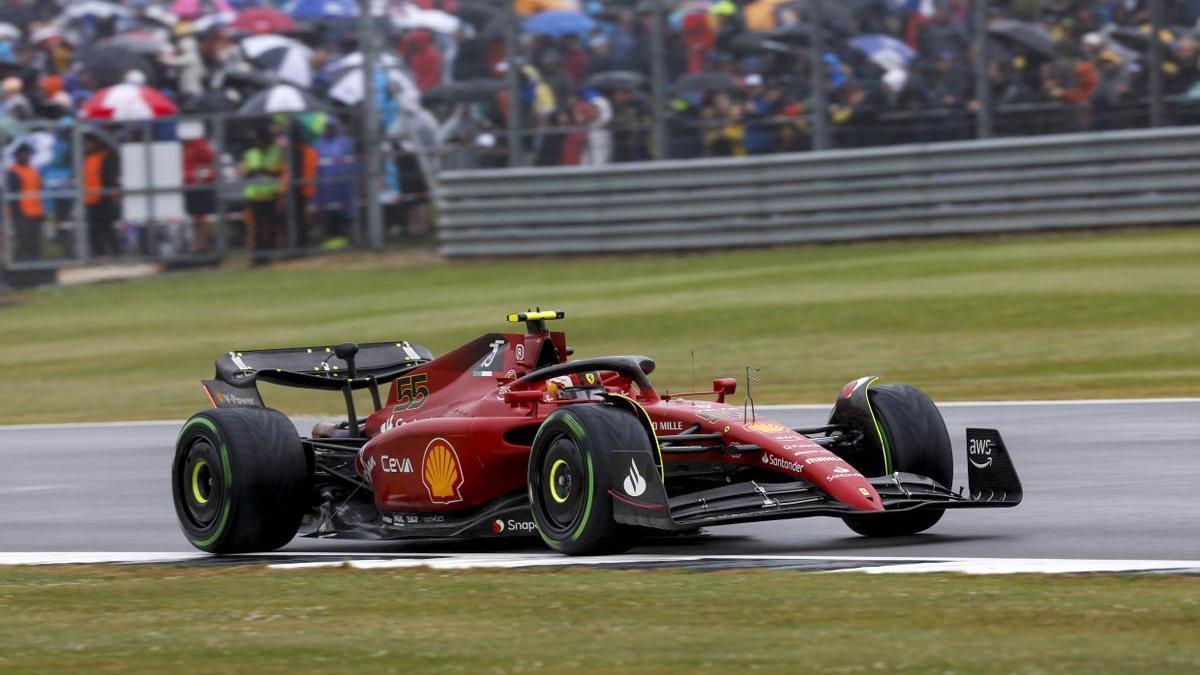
180,438,221,528
536,434,588,536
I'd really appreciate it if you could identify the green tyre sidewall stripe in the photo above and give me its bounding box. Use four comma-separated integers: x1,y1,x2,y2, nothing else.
560,412,595,544
864,378,893,475
179,416,233,549
569,454,595,543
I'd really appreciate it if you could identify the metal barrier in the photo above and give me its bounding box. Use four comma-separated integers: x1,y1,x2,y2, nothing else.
0,111,435,278
435,125,1200,257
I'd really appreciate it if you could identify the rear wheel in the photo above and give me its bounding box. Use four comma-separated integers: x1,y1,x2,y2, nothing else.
173,407,310,553
528,405,642,555
843,384,952,537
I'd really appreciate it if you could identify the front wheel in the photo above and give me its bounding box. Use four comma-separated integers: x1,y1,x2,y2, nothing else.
843,384,952,537
527,405,643,555
172,407,310,553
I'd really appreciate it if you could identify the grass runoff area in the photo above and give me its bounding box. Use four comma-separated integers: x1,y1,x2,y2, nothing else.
0,565,1196,674
2,227,1199,423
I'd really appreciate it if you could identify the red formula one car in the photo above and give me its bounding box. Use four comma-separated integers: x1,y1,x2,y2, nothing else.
172,311,1022,555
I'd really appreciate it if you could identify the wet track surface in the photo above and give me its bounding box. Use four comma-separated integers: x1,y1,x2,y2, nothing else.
2,400,1197,561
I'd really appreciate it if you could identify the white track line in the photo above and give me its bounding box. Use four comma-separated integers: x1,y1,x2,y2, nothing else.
3,398,1196,431
2,552,1196,575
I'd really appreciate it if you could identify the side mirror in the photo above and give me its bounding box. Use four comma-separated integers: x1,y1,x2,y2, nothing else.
504,389,544,406
713,377,737,403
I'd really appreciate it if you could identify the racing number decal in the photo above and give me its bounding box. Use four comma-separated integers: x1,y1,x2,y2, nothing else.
395,374,430,411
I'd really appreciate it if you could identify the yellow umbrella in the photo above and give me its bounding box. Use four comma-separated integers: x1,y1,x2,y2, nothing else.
514,0,580,18
743,0,789,31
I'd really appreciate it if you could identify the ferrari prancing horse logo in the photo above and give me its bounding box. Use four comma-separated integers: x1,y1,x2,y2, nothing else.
422,438,464,504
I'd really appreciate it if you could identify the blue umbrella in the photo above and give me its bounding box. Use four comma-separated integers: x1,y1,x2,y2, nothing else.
285,0,358,22
848,34,915,72
522,11,595,37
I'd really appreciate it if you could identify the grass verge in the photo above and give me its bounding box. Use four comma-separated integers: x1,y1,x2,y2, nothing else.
2,228,1199,423
0,566,1197,674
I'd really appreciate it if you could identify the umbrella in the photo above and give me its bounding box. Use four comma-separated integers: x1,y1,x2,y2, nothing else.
219,67,278,90
420,79,505,106
191,10,237,34
669,71,740,94
81,82,179,120
327,65,416,106
239,83,325,114
31,25,61,44
4,131,56,168
390,6,462,34
987,19,1057,58
230,7,297,35
81,45,157,87
1107,25,1184,52
454,0,501,29
63,1,133,21
0,22,20,41
241,34,313,88
183,90,239,113
285,0,359,22
585,70,647,90
522,10,595,36
324,51,404,77
0,116,27,141
848,34,915,72
137,5,179,29
102,31,171,56
170,0,234,20
743,0,788,31
728,31,794,55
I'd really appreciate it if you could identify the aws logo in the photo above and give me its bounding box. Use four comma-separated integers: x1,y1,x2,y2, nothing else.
422,438,464,504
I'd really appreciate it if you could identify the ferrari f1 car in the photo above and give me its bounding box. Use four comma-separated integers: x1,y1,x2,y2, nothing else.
172,311,1022,555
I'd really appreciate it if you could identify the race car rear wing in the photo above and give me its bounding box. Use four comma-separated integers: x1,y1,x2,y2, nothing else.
202,341,434,435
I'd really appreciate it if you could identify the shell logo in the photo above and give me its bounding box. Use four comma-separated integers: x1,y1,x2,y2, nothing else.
421,438,464,504
744,421,788,433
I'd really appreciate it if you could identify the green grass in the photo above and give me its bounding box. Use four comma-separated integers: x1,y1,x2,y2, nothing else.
2,228,1199,424
0,566,1197,674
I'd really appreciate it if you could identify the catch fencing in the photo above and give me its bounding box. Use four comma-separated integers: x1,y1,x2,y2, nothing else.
0,111,434,281
434,125,1200,257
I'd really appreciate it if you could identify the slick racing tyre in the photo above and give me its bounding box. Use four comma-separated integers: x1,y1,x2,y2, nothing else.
528,405,641,555
173,407,310,553
843,384,952,537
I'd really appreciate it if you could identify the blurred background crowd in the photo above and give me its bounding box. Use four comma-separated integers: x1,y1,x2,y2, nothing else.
2,0,1200,265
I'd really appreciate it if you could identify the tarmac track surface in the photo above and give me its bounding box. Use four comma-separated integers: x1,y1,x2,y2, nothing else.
1,400,1197,565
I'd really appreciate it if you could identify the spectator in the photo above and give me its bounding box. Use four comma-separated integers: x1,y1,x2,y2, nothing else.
240,128,283,262
313,121,356,244
1,77,33,119
6,144,44,261
180,121,216,254
82,135,120,258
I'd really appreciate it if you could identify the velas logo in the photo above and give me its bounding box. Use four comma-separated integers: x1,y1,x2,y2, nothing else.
623,460,647,497
833,466,850,473
422,438,464,504
744,421,788,433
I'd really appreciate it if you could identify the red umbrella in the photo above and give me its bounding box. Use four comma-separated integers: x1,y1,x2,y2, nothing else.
81,82,179,120
230,8,297,35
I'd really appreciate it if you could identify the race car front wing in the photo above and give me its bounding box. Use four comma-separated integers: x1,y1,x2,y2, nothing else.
610,428,1022,530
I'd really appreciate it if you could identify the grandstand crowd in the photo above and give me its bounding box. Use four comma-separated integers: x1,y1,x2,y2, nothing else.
2,0,1200,262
